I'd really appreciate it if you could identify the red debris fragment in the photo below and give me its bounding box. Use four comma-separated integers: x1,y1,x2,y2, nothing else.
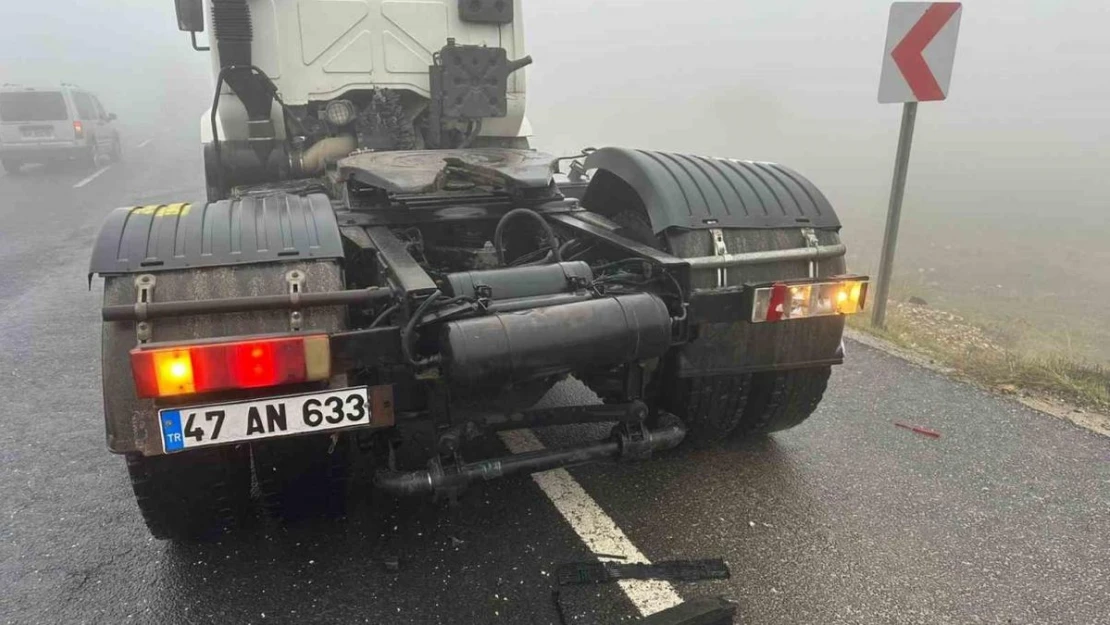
894,422,941,439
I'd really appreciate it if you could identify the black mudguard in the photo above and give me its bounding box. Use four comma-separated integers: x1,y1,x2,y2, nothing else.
581,147,841,233
88,193,344,278
89,193,348,456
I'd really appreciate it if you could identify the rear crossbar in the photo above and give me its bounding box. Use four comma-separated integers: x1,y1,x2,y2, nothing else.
101,286,393,322
375,415,686,497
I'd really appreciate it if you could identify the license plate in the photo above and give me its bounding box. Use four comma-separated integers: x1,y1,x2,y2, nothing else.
21,126,52,138
159,387,371,453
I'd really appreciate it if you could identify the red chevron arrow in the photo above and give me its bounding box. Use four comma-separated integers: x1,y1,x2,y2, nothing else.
891,3,961,101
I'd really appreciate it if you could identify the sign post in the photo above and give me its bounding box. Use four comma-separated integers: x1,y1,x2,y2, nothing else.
871,2,962,328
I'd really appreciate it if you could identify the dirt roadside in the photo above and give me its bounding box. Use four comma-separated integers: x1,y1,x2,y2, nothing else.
846,303,1110,438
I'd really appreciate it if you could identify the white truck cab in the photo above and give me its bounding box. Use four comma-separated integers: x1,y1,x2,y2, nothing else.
193,0,529,144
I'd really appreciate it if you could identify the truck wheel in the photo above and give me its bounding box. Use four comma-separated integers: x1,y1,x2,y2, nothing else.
737,367,832,436
1,158,21,174
253,433,352,522
605,209,753,445
585,154,847,443
661,373,753,445
125,445,251,541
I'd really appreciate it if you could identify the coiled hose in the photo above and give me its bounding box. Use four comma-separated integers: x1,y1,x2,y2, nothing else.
493,208,563,266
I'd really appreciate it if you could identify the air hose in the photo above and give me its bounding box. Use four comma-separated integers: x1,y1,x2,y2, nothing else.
493,208,563,266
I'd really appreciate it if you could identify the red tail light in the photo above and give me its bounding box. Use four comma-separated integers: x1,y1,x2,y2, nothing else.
750,277,870,323
73,120,84,138
130,334,331,398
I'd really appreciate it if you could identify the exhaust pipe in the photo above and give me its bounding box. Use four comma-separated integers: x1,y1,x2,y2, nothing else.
375,416,686,497
292,135,357,176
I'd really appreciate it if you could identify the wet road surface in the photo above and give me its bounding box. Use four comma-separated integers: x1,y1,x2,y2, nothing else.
1,133,1107,625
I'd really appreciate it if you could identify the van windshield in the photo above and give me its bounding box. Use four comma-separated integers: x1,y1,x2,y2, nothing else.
0,91,68,122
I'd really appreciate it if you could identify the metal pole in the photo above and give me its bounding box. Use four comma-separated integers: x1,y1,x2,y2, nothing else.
871,101,918,328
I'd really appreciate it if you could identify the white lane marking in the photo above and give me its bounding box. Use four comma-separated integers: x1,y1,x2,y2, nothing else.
499,429,683,617
136,138,153,149
73,165,111,188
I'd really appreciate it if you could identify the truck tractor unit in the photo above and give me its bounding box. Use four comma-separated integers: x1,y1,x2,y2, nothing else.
89,0,868,540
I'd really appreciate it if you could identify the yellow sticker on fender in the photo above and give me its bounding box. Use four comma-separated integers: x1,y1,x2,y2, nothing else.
131,203,190,217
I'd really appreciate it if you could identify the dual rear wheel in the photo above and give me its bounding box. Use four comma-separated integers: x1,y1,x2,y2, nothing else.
663,368,833,446
126,433,352,541
607,209,834,446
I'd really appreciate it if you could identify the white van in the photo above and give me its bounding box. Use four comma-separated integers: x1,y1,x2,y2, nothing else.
0,84,122,173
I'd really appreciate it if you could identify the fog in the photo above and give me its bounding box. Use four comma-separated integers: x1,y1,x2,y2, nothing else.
1,0,1107,361
523,0,1110,362
0,0,210,140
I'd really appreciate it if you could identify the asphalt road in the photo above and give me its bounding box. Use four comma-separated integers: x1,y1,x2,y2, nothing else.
1,134,1108,625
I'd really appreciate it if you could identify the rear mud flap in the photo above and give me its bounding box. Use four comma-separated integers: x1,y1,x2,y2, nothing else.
100,261,346,456
668,228,848,376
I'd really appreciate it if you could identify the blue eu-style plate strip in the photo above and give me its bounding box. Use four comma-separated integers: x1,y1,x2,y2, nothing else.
160,410,185,453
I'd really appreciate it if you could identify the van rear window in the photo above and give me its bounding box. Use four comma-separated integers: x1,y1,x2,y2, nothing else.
0,92,68,122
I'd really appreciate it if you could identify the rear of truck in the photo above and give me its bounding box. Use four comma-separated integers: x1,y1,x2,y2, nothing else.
88,0,868,541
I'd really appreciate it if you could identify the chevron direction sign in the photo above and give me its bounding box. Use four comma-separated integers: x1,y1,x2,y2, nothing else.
878,3,963,103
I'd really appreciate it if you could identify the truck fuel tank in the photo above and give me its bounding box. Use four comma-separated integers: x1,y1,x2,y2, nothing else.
441,293,672,388
443,261,593,300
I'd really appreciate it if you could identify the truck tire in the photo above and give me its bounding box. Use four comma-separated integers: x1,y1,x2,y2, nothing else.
738,367,832,436
584,153,848,444
662,373,753,445
253,433,352,522
606,208,753,445
125,445,251,541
